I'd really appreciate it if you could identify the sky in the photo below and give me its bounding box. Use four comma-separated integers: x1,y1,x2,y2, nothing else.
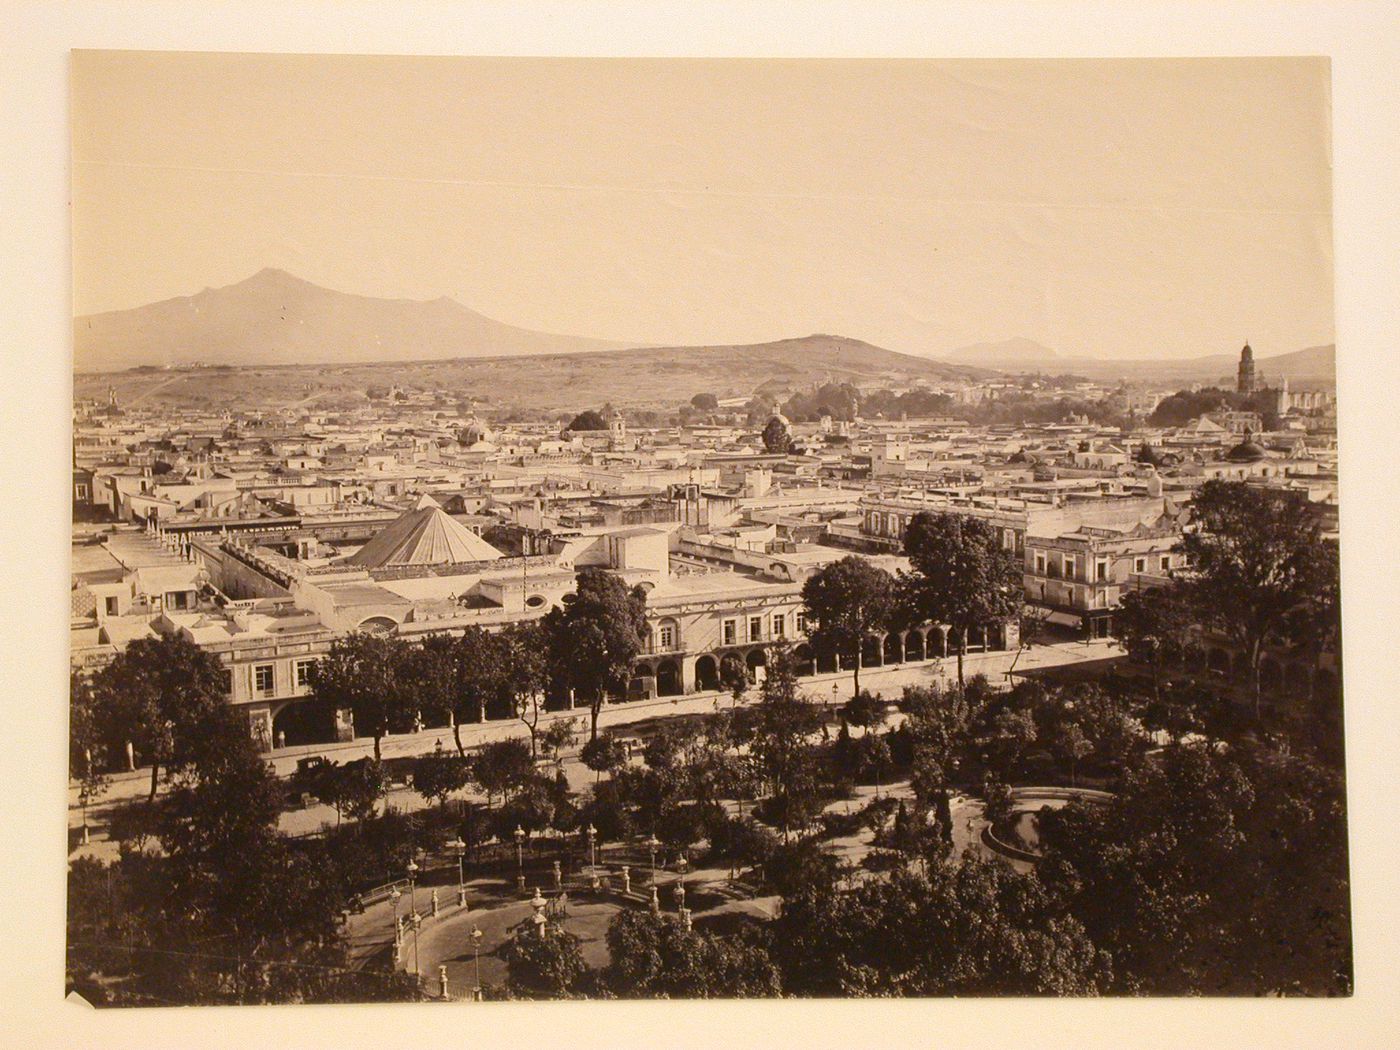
71,52,1334,360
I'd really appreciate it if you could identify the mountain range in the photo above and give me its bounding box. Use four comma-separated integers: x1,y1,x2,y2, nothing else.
74,270,1334,400
932,336,1335,384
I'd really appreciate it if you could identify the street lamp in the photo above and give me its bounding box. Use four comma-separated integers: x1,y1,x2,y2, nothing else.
645,833,661,883
409,911,422,977
449,837,467,907
513,825,526,893
586,824,597,870
390,887,403,962
406,859,419,919
471,926,483,999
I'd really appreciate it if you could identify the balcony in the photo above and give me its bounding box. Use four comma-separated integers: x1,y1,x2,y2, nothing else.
642,639,685,656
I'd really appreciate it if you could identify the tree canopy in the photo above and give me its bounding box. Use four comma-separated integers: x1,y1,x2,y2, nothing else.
565,409,608,432
543,568,648,740
1179,480,1337,712
902,512,1023,683
802,555,897,697
88,631,232,801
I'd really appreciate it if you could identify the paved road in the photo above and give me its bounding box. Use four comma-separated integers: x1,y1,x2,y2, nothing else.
68,639,1124,857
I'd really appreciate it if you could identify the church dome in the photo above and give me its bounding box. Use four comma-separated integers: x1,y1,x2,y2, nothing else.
1225,431,1267,463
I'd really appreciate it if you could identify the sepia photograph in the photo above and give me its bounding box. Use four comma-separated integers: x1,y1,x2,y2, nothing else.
64,49,1350,1007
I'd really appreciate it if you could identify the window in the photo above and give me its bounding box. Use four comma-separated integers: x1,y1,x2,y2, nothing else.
795,612,808,635
749,616,763,642
1160,555,1171,572
295,659,315,688
1063,555,1074,579
254,664,274,694
104,596,118,616
657,625,675,651
1035,554,1047,575
1096,560,1108,583
722,619,736,646
224,669,234,696
1134,556,1146,574
773,613,786,638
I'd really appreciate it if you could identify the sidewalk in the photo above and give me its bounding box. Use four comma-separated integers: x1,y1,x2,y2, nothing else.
70,639,1123,809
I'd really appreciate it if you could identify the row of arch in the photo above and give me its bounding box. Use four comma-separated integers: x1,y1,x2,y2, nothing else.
632,625,966,699
1196,644,1339,699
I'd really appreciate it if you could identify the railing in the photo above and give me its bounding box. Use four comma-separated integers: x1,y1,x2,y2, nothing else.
356,877,411,908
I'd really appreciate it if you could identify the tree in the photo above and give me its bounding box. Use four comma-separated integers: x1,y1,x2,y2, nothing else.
500,622,551,758
565,409,608,432
772,862,1106,996
719,653,749,707
1039,741,1351,995
69,704,412,1006
745,649,823,841
1114,585,1193,702
473,738,533,807
902,512,1023,685
980,773,1015,829
89,632,231,802
1179,481,1335,715
604,910,780,997
761,415,793,454
542,717,580,764
580,733,629,784
410,747,472,808
500,926,589,998
402,633,463,748
841,691,886,736
308,633,412,764
543,568,648,741
689,392,719,411
70,670,110,838
318,759,385,824
903,682,982,843
452,626,509,742
802,555,897,698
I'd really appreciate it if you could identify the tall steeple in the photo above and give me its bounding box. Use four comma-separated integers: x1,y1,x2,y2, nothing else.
1236,341,1257,396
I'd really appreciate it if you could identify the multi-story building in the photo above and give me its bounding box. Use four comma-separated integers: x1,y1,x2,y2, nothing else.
1023,517,1183,638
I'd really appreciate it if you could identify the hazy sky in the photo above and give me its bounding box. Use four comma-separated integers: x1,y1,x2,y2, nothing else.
71,52,1334,359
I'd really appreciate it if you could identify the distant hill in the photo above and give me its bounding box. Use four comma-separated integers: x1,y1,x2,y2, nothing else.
1179,344,1336,383
929,336,1334,386
939,337,1060,367
74,268,633,372
74,332,986,414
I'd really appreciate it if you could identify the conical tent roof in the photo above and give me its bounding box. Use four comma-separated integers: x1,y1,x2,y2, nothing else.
348,495,503,567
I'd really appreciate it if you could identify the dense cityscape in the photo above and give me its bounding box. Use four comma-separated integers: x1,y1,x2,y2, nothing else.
67,340,1347,1002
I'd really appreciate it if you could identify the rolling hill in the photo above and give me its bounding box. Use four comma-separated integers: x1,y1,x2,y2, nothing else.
75,333,985,417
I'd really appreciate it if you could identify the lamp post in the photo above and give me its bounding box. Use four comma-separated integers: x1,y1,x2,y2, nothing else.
406,859,419,919
645,833,660,884
471,926,483,1000
449,837,467,907
587,823,597,869
513,825,526,893
410,911,422,977
390,888,403,964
